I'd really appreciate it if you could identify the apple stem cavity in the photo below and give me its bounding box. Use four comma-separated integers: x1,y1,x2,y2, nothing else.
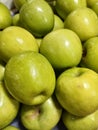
30,107,40,119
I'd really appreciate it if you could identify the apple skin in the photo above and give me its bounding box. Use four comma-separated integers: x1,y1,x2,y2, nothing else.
19,0,54,38
4,51,56,105
0,60,5,81
0,26,39,62
52,14,64,31
0,82,20,129
45,0,57,13
40,29,82,69
90,2,98,16
64,7,98,41
86,0,98,15
21,96,62,130
80,37,98,73
12,13,20,26
0,3,12,30
36,38,42,48
62,109,98,130
2,126,20,130
55,67,98,117
55,0,87,20
13,0,27,10
87,0,98,7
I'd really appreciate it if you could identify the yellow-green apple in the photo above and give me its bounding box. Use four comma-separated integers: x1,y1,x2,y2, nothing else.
86,0,98,15
55,67,98,116
87,0,98,7
0,26,38,62
45,0,57,13
89,2,98,16
2,125,20,130
12,13,20,26
36,38,42,48
0,82,20,129
52,14,64,31
0,2,12,30
13,0,27,10
64,7,98,41
40,29,82,69
0,60,5,81
55,0,87,20
19,0,54,38
62,109,98,130
4,51,56,105
21,96,62,130
80,37,98,73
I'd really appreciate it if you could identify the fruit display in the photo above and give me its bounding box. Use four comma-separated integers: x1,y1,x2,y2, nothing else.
1,0,98,130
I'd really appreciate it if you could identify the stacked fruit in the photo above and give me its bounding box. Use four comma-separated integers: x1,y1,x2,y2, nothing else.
1,0,98,130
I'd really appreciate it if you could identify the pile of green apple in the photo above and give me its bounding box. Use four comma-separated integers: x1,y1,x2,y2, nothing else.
1,0,98,130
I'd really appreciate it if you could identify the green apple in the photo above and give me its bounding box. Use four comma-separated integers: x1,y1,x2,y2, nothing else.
4,51,56,105
13,0,27,10
86,0,98,15
55,67,98,116
40,29,82,69
0,2,12,30
0,60,5,81
80,37,98,73
12,13,20,26
52,14,64,31
90,2,98,16
45,0,57,13
2,125,20,130
87,0,98,7
0,31,3,61
19,0,54,38
36,38,42,48
62,109,98,130
0,26,38,62
21,96,62,130
55,0,87,20
64,7,98,41
0,81,20,129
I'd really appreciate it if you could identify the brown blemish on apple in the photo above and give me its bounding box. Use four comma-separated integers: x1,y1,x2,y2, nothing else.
31,108,40,119
25,107,40,120
77,84,84,88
